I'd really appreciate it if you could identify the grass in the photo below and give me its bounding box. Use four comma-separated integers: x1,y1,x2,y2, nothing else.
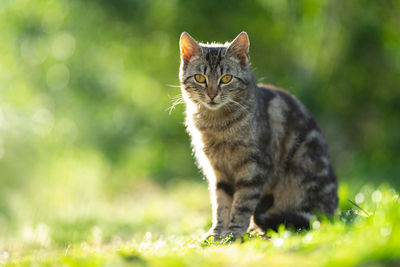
1,181,400,267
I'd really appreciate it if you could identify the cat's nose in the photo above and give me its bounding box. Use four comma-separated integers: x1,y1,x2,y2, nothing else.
206,88,218,100
208,92,216,100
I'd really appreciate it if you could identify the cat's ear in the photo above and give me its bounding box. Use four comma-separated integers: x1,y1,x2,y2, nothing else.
227,32,249,64
180,32,201,62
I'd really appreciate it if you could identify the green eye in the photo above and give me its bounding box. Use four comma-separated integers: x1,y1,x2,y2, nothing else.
220,74,232,84
194,74,206,83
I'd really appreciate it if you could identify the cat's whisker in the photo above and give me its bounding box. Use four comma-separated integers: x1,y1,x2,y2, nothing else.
167,95,185,114
228,98,250,115
167,84,182,88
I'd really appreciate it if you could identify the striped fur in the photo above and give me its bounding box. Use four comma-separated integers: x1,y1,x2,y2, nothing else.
179,32,338,239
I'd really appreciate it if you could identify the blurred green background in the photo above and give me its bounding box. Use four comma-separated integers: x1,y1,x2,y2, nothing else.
0,0,399,251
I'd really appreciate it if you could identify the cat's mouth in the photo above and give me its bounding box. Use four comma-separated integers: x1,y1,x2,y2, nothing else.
204,101,222,110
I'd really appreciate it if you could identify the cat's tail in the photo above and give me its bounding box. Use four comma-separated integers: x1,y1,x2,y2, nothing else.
253,211,311,231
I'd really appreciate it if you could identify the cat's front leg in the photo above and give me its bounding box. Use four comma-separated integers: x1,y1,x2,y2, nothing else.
222,174,264,238
204,180,234,239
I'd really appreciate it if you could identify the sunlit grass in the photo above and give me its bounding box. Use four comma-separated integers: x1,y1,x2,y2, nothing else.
1,182,399,266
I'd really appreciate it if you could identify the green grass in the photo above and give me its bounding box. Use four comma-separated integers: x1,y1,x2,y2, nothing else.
1,182,400,267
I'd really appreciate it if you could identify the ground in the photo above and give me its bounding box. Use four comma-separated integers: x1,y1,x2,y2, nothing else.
1,181,399,267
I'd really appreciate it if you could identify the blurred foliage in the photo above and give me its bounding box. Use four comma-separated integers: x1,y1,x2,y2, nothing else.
0,0,399,256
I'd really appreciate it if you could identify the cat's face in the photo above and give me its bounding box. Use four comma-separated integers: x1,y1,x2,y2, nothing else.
179,32,252,110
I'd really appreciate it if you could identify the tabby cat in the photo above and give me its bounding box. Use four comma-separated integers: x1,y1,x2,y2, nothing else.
178,32,338,239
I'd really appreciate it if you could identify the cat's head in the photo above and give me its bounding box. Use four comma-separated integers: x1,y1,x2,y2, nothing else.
179,32,253,110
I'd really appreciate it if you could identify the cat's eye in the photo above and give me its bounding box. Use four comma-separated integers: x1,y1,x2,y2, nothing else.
194,74,206,83
220,75,232,84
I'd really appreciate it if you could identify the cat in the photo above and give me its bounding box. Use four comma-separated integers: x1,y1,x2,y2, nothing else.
178,32,338,239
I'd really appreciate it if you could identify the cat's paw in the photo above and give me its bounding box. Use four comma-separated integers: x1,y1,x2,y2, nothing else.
202,228,224,241
220,230,245,239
